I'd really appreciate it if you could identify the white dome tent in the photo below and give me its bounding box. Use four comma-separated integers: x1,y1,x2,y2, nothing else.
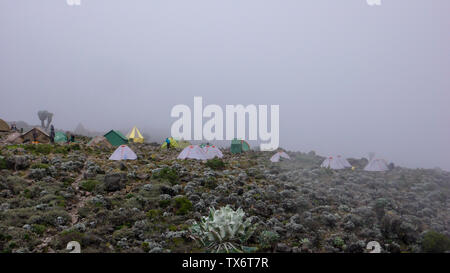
320,156,346,170
337,155,352,168
364,158,389,172
270,151,291,162
202,145,223,159
109,145,137,161
177,145,209,160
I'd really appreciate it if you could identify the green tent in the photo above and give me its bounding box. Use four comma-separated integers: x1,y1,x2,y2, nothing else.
54,132,68,143
230,138,250,154
104,130,128,147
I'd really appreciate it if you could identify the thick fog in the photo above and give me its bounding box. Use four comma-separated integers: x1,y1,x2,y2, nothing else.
0,1,449,170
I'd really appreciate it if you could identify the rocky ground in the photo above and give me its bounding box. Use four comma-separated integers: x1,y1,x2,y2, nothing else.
0,139,449,253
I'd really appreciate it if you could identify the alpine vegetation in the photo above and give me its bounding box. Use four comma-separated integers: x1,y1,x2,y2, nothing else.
189,205,256,253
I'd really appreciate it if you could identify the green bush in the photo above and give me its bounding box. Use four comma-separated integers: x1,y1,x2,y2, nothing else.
146,209,162,219
205,158,225,170
152,167,179,185
258,230,280,250
0,157,7,170
30,163,50,170
32,224,46,235
333,236,345,249
80,180,100,192
21,144,71,155
204,177,218,189
174,196,192,215
159,199,171,208
422,231,450,253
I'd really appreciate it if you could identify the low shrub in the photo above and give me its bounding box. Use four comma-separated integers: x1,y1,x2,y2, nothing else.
173,196,193,215
30,163,50,170
80,180,100,192
152,167,179,185
205,158,225,170
258,230,280,250
32,224,46,235
0,157,7,170
422,231,450,253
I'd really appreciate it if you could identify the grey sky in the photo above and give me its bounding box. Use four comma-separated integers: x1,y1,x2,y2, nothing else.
1,0,449,170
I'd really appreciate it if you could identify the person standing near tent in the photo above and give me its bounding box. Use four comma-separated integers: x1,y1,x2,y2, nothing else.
71,135,75,143
165,137,171,149
32,130,38,144
50,125,55,144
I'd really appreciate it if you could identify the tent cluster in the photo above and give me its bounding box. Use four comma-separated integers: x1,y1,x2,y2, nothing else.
3,127,51,144
102,126,145,147
2,119,394,171
2,124,75,145
177,145,223,160
320,154,389,172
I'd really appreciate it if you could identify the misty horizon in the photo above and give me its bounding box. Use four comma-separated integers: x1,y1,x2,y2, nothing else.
1,0,449,170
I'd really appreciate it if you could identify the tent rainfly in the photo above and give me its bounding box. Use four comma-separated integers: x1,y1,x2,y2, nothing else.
270,151,291,162
4,132,22,144
364,159,389,172
161,137,178,149
177,145,209,160
104,130,128,147
126,126,144,143
0,119,10,132
337,155,352,168
230,138,250,154
320,156,346,170
202,145,223,159
22,127,51,143
54,132,68,143
88,136,113,149
177,140,192,149
109,145,137,160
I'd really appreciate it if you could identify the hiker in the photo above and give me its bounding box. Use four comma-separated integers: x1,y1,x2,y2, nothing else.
70,135,75,142
50,125,55,144
388,162,395,171
165,137,171,149
32,130,38,144
11,122,17,131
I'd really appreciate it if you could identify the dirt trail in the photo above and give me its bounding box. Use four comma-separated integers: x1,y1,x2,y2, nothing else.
68,169,90,225
35,160,91,252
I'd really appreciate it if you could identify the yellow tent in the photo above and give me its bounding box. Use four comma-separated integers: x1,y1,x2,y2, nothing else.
161,137,178,149
126,126,144,143
177,140,191,149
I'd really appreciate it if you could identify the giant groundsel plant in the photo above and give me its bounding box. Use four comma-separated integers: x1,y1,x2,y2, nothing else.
189,205,256,253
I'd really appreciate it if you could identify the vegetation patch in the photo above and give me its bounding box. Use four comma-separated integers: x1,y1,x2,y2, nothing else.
422,231,450,253
80,180,101,192
205,158,225,170
152,167,179,185
173,196,193,215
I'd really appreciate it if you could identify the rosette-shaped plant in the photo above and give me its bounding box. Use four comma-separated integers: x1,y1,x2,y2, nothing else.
189,205,255,253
